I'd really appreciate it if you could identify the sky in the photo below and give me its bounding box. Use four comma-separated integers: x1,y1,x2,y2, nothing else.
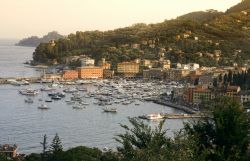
0,0,241,39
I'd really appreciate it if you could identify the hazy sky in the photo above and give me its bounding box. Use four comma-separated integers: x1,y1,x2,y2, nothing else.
0,0,241,39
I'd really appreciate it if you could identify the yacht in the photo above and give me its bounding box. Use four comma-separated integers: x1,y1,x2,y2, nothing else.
19,89,39,96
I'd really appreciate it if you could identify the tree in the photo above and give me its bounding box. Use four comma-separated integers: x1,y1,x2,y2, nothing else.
184,97,250,161
49,133,63,154
115,118,171,161
0,154,8,161
40,134,48,161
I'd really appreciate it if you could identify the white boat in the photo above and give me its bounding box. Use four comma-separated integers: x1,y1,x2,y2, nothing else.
80,102,89,105
72,105,85,109
146,114,164,120
63,88,78,93
38,104,50,110
45,99,53,102
41,86,56,91
67,101,75,105
24,98,33,103
103,107,117,113
19,89,39,96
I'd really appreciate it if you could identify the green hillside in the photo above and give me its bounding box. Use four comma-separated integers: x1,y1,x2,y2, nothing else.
32,3,250,68
177,10,223,22
226,0,250,13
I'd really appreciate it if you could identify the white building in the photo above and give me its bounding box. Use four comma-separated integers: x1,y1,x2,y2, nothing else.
80,57,95,67
181,63,200,70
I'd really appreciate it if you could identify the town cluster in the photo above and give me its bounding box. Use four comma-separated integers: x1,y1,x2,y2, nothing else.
41,51,250,107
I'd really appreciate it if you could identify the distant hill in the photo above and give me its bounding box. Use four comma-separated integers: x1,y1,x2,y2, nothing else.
226,0,250,13
177,10,223,22
16,31,64,47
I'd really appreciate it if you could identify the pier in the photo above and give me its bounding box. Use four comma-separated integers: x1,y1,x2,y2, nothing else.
139,113,209,120
163,113,207,119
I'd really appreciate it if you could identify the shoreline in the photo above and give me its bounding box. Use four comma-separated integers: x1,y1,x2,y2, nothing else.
153,99,197,114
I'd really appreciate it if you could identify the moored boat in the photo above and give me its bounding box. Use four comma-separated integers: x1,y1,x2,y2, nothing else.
103,107,117,113
38,104,50,110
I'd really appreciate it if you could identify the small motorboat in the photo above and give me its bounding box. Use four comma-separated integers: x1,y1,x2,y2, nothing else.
38,104,50,110
103,107,117,113
51,95,61,100
25,98,33,103
72,105,85,110
45,99,53,103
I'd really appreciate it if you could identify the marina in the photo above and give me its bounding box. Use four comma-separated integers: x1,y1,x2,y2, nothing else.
0,83,186,154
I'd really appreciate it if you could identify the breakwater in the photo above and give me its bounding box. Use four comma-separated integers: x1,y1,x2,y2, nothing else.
153,99,197,114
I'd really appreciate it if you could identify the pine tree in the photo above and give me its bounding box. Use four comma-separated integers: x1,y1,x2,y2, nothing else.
49,133,63,154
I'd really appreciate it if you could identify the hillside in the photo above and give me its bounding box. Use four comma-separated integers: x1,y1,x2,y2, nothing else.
177,10,223,22
226,0,250,13
16,31,64,47
32,2,250,68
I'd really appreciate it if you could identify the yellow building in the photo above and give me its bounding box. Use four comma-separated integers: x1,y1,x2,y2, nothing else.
77,66,103,79
117,62,140,78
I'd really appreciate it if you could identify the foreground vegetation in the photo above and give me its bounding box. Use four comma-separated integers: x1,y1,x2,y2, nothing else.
1,97,249,161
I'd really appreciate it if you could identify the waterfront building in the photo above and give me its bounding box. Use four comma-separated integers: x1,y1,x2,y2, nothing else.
78,66,103,79
103,69,114,79
141,59,152,68
143,68,165,80
192,85,215,104
62,70,79,80
181,63,200,70
159,60,171,69
0,144,18,159
166,69,190,81
98,58,111,70
117,62,140,78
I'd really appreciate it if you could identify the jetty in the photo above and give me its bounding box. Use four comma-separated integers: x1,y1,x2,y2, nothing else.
139,113,209,120
153,99,197,114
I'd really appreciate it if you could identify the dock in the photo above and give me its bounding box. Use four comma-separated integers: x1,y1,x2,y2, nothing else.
139,113,209,120
163,113,207,119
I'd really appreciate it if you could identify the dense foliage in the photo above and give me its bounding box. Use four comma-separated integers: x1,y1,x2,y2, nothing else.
16,31,64,47
227,0,250,13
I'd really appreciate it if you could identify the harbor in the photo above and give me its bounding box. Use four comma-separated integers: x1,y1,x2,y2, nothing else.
0,82,187,154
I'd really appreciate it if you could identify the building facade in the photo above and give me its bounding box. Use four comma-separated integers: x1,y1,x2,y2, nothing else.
62,70,79,80
78,67,103,79
117,62,140,78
